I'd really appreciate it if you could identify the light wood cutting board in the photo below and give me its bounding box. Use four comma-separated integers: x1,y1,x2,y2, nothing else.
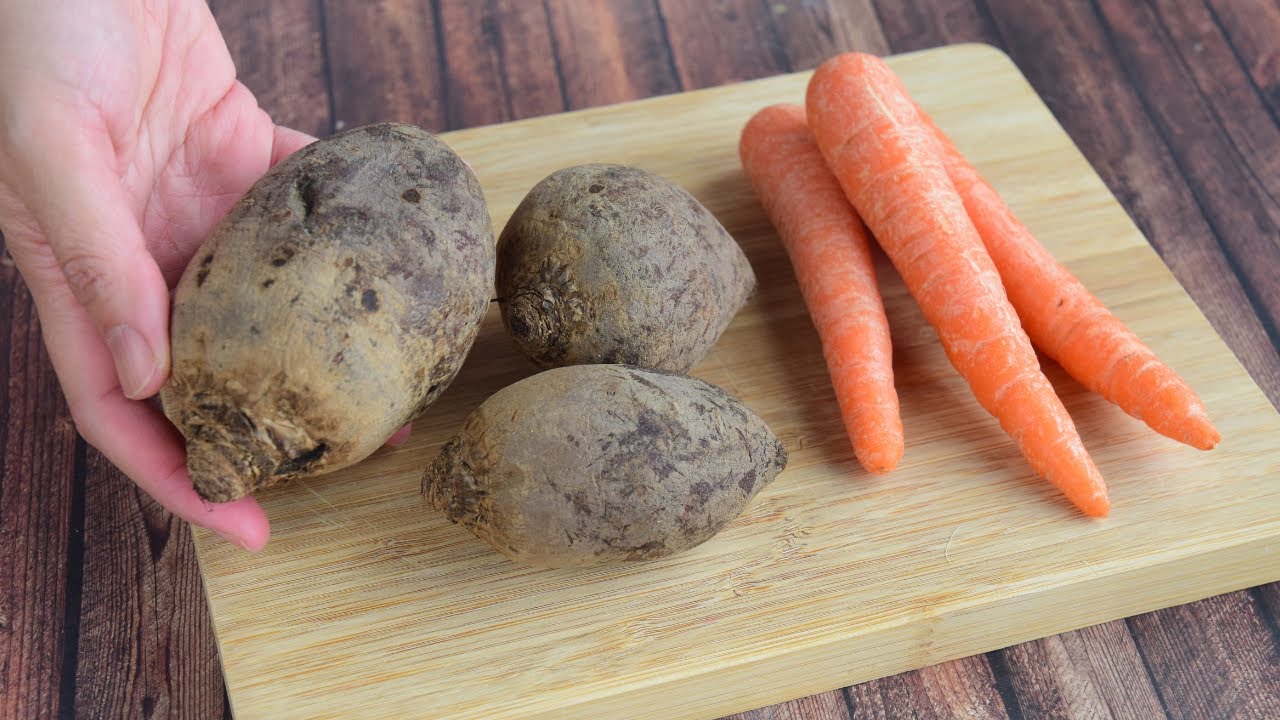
195,44,1280,720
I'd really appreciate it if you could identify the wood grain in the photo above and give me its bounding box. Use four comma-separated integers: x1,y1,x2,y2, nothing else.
721,688,851,720
657,0,792,87
71,453,226,719
765,0,888,69
434,1,566,127
0,236,81,720
1127,591,1280,719
993,621,1166,719
846,655,1009,720
323,0,447,131
543,0,681,107
872,0,1001,52
196,45,1280,720
209,0,332,138
6,2,1279,719
1208,0,1280,120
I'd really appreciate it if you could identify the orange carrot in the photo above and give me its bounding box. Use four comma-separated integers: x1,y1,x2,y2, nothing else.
806,52,1110,517
739,104,903,473
916,108,1220,450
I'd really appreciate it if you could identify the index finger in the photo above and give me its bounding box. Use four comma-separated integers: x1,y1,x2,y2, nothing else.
29,271,270,549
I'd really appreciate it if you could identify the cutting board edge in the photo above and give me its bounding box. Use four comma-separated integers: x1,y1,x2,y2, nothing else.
199,511,1280,720
492,531,1280,720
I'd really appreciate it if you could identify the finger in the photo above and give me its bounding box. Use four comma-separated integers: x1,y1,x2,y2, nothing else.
271,125,317,167
386,423,413,447
91,386,271,551
8,239,270,549
6,124,171,400
59,295,271,549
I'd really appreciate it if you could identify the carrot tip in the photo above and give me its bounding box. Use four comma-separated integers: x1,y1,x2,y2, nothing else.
1184,417,1221,451
855,443,904,475
1072,492,1111,518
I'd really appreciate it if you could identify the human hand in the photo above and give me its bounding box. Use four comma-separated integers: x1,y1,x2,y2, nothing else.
0,0,401,549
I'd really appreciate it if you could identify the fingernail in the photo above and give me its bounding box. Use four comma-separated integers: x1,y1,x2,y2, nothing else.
214,529,256,552
386,424,413,447
105,324,160,399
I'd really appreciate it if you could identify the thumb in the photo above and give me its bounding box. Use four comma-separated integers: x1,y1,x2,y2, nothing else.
270,125,317,167
14,131,171,399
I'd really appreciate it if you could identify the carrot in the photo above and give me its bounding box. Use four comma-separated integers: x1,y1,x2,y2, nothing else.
915,107,1220,451
739,104,904,473
806,52,1110,517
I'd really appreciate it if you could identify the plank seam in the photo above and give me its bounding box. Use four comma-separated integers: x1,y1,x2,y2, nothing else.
1245,586,1280,660
758,0,793,74
482,0,517,123
840,684,857,718
866,0,893,54
314,0,337,135
650,0,685,93
540,0,572,113
429,0,456,130
984,649,1026,720
56,439,87,719
0,231,13,501
970,0,1009,51
1203,0,1280,138
1122,616,1174,719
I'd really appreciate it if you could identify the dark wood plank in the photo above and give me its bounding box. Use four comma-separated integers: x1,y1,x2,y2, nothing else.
719,689,851,720
1092,0,1280,403
1128,591,1280,720
656,0,792,88
1208,0,1280,121
210,0,332,138
0,237,80,720
1161,0,1280,201
993,620,1166,719
435,0,565,127
846,654,1009,719
323,0,447,132
71,454,226,719
764,0,888,68
871,0,1001,52
1251,582,1280,650
978,0,1280,407
544,0,681,107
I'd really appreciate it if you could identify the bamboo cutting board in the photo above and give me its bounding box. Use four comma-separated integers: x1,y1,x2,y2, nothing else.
195,44,1280,720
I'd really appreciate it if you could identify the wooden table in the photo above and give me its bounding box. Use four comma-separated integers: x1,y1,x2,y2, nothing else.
3,2,1278,718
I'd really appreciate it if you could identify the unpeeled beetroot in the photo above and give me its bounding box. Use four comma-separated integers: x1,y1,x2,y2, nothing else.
163,123,495,502
424,364,787,568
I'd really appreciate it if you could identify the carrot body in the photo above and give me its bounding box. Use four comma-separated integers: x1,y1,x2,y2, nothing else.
739,104,903,473
917,109,1220,450
806,52,1110,517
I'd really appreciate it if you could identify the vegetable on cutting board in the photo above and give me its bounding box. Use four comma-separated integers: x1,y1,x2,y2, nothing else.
423,364,788,568
496,163,756,373
162,123,495,502
739,103,903,474
805,52,1110,517
916,106,1220,451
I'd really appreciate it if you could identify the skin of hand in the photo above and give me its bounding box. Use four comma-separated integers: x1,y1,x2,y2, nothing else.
0,0,410,549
